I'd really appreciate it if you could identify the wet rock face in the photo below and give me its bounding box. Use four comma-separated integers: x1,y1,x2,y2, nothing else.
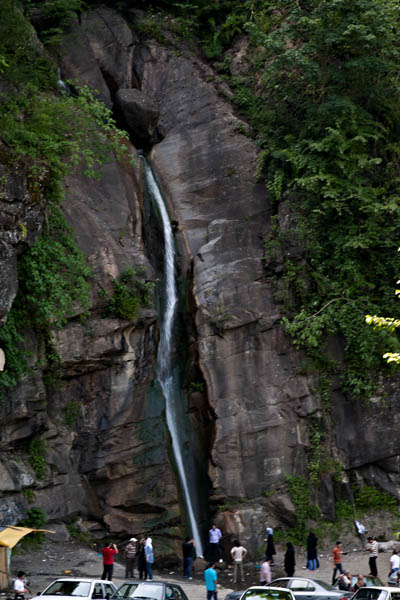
132,40,315,500
132,35,400,511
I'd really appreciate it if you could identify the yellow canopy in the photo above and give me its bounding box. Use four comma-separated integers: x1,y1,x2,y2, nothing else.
0,526,55,548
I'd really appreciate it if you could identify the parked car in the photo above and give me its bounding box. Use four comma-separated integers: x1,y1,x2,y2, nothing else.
333,575,383,590
351,586,400,600
239,586,296,600
388,573,400,588
31,579,117,600
111,581,189,600
269,577,352,600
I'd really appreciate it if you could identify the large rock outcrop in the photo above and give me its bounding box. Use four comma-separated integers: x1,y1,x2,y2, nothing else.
1,4,400,562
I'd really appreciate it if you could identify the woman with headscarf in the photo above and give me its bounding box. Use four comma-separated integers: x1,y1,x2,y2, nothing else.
265,533,276,565
145,537,154,580
307,531,318,571
284,542,296,577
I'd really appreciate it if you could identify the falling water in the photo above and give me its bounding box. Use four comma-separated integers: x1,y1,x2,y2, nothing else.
142,157,204,557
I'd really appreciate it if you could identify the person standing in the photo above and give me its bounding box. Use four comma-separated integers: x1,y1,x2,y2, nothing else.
101,542,118,581
125,537,137,579
13,572,29,600
366,536,378,577
284,542,296,577
260,558,272,584
183,537,195,579
137,538,147,580
204,562,218,600
230,540,248,584
354,520,366,548
265,533,276,565
307,532,318,571
331,541,344,584
209,524,223,563
389,550,400,576
145,537,154,580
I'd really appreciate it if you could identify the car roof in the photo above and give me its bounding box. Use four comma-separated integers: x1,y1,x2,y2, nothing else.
244,587,292,592
354,588,400,592
119,581,182,586
48,579,111,583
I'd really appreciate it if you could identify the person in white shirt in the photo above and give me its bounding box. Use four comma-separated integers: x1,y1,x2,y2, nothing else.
260,558,272,584
366,536,378,577
390,551,400,575
208,524,223,563
230,540,248,583
13,572,29,599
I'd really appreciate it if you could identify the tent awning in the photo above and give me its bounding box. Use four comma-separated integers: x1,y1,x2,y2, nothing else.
0,526,55,548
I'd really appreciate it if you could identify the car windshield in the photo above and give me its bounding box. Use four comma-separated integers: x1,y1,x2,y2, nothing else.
242,590,293,600
354,590,388,600
314,581,336,591
131,585,163,600
43,582,91,597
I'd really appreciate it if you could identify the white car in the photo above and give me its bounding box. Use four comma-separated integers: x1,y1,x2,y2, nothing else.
351,587,400,600
239,586,296,600
31,578,117,600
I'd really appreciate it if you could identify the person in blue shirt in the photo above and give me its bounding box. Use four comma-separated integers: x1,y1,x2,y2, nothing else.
204,562,218,600
208,524,223,562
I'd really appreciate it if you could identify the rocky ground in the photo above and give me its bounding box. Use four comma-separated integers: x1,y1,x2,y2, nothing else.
7,538,395,600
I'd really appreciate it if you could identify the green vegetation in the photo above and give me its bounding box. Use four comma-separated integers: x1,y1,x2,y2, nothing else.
285,475,320,544
187,381,205,395
18,507,47,546
23,488,36,504
102,267,154,320
243,0,400,399
21,0,83,48
27,438,47,479
285,476,398,544
64,400,80,429
0,1,133,394
150,0,400,399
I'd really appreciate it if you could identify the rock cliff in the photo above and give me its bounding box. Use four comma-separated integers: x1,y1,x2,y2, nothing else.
1,5,400,561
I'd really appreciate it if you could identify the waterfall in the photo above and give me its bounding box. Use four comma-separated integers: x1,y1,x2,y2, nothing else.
142,157,204,558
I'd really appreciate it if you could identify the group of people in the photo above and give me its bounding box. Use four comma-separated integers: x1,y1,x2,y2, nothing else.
100,537,154,582
330,535,379,584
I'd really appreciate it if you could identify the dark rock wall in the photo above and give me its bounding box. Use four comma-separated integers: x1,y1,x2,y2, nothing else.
0,5,400,558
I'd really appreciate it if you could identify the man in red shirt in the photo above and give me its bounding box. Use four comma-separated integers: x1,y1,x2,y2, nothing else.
102,542,118,581
331,541,344,584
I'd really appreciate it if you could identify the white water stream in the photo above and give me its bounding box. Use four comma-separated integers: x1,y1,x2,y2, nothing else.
142,158,204,558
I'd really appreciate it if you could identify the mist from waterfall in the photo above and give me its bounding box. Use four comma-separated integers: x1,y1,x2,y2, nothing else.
142,156,204,558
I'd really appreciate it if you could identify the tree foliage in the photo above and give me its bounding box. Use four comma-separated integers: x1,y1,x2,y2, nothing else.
239,0,400,396
0,1,133,392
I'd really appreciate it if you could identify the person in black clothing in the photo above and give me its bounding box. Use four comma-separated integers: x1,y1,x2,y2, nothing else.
265,533,276,565
307,532,318,571
182,537,195,579
137,538,147,580
284,542,296,577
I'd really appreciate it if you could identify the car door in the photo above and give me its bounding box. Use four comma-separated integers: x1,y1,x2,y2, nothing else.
288,579,317,600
